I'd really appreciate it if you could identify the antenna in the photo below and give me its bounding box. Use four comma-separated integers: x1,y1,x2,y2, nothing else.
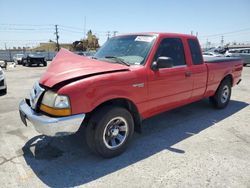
84,16,86,39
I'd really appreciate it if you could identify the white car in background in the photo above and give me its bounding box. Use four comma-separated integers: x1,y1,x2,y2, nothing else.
202,52,224,57
0,59,7,69
225,48,250,66
13,54,24,64
0,67,7,94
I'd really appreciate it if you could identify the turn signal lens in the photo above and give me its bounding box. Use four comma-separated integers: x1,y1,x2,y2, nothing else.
40,104,71,116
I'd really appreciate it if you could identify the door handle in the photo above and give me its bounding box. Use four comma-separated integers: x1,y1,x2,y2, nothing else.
185,71,192,77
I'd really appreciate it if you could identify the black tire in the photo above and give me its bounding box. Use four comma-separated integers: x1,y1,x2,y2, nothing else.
209,79,231,109
24,62,29,67
43,62,47,66
0,88,7,95
85,106,134,158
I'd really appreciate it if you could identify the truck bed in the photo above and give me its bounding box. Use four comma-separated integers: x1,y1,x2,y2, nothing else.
203,56,242,63
204,56,243,97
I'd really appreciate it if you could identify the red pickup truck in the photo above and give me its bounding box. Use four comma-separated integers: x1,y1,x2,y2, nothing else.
19,33,243,158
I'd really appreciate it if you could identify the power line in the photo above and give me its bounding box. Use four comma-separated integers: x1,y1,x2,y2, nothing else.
200,27,250,38
0,28,52,31
58,25,83,31
60,28,84,34
59,24,107,33
0,23,53,27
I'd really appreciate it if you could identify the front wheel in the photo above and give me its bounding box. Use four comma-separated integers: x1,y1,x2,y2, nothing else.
209,79,231,109
85,106,134,158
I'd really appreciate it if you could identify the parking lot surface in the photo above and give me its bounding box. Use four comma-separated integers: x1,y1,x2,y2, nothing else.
0,64,250,188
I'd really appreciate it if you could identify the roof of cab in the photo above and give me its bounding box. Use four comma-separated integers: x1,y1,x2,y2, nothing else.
117,32,197,39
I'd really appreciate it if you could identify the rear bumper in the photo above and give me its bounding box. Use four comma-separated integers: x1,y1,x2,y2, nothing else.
19,99,85,136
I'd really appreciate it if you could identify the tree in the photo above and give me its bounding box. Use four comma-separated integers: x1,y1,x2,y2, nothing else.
72,41,87,51
72,30,99,51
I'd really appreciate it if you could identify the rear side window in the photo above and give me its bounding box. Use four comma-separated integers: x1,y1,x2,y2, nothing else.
154,38,186,66
188,39,203,65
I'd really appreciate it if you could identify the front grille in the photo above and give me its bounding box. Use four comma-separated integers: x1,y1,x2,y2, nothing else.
29,82,45,110
0,79,4,86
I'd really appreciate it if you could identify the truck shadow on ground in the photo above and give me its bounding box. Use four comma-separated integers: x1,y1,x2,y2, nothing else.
22,99,248,187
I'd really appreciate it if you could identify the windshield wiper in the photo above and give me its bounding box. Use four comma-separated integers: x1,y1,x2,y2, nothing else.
104,56,130,66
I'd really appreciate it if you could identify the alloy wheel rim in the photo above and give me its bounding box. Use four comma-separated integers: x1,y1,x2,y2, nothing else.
103,117,128,149
221,85,229,103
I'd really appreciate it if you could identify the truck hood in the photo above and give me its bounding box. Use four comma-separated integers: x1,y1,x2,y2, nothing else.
39,48,129,88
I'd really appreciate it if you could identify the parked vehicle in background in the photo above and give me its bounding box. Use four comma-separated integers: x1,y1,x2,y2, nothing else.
0,67,7,94
19,33,243,158
203,51,224,57
0,59,7,69
75,51,96,57
13,54,25,64
225,48,250,66
22,54,47,67
84,51,96,57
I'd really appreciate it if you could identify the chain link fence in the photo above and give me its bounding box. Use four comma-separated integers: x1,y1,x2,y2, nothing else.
0,50,56,61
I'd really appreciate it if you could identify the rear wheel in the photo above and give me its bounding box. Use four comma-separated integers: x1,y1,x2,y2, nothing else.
85,106,134,158
209,79,231,109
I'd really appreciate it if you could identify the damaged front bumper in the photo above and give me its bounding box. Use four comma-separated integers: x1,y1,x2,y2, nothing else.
19,99,85,136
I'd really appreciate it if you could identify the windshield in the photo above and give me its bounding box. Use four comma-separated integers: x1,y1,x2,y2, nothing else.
94,35,156,65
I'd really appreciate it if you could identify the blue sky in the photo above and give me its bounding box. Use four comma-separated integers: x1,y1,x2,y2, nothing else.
0,0,250,49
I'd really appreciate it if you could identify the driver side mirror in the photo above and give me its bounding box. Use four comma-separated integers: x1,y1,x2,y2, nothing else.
151,56,174,71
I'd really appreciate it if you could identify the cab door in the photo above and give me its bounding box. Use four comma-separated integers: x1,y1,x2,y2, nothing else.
146,38,193,114
186,38,208,100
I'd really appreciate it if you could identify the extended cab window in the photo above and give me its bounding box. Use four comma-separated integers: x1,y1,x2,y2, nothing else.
154,38,186,66
188,39,203,65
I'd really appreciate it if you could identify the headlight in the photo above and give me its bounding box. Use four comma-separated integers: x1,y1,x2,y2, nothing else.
41,90,58,107
54,95,70,108
40,90,71,116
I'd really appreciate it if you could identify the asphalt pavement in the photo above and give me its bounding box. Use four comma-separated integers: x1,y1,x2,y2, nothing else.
0,64,250,188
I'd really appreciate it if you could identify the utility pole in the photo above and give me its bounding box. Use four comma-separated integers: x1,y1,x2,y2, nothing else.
5,43,11,61
221,36,224,47
113,31,118,37
107,31,111,40
55,25,60,51
191,31,193,35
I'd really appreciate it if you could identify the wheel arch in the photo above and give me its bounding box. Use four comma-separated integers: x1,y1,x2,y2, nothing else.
84,98,142,133
222,74,233,86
